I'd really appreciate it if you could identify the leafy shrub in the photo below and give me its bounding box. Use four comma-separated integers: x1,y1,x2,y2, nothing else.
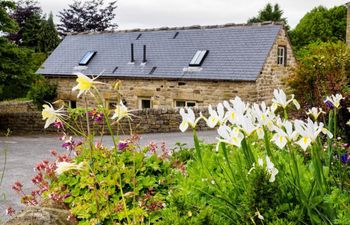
287,41,350,108
27,76,57,109
49,139,177,224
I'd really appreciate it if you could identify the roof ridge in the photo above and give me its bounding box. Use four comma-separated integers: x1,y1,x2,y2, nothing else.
66,21,284,36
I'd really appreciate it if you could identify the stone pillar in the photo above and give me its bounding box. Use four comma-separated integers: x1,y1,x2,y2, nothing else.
346,2,350,45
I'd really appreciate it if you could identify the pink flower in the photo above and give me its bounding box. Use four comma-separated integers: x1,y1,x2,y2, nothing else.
54,121,64,129
51,149,58,157
149,142,158,154
12,181,23,192
5,207,15,216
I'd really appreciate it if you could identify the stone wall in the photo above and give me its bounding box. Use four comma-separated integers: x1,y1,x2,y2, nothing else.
256,26,296,103
0,100,36,113
49,77,257,110
0,107,210,135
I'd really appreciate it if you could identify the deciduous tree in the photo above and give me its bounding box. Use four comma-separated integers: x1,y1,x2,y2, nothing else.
290,6,346,50
7,0,42,45
0,0,41,100
0,0,18,33
57,0,118,34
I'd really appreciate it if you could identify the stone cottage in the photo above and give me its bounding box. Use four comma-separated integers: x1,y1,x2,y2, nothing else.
37,22,296,109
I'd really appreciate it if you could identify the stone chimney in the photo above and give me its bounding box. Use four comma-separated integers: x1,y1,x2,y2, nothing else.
347,2,350,45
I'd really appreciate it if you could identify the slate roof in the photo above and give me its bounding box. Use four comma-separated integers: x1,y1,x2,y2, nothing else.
37,23,282,81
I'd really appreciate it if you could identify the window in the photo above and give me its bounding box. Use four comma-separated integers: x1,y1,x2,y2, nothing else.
65,100,77,108
175,100,196,108
79,51,96,65
107,101,117,109
277,46,286,66
189,50,209,66
139,98,151,109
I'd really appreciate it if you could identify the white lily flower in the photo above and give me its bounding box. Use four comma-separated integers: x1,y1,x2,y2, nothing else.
42,103,64,129
179,108,202,132
236,114,257,136
266,156,278,182
306,107,325,120
223,97,249,125
55,161,85,175
230,96,250,115
294,118,333,151
271,132,288,149
206,103,225,128
295,136,312,151
324,94,344,109
72,72,105,98
217,125,244,148
252,102,276,133
272,120,299,149
255,210,264,220
272,89,300,110
111,101,131,122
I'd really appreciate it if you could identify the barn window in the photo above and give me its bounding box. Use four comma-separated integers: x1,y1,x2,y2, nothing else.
277,46,287,66
175,100,196,108
65,100,77,108
139,98,152,109
189,50,209,66
79,51,96,65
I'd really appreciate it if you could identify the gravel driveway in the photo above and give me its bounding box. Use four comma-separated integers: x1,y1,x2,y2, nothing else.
0,130,217,222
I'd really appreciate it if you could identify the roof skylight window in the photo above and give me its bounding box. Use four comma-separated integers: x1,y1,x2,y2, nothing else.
189,50,209,66
79,51,96,65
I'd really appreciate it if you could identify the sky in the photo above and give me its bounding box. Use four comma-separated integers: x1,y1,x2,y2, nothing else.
38,0,348,30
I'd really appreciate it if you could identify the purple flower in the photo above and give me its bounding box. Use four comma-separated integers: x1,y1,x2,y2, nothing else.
341,152,350,163
118,141,129,151
324,98,334,109
88,108,104,123
61,136,82,152
94,113,104,123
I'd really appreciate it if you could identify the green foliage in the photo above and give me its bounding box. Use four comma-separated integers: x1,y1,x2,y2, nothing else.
8,1,60,53
48,143,177,224
0,39,38,100
38,12,60,53
287,41,350,107
248,3,289,30
290,5,346,50
324,188,350,225
0,0,18,33
0,0,48,101
27,76,57,108
20,13,43,51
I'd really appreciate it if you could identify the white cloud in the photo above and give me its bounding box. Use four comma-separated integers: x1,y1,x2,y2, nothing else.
38,0,348,29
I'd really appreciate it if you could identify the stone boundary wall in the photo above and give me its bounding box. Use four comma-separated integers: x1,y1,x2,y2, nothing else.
0,107,211,135
0,100,37,113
